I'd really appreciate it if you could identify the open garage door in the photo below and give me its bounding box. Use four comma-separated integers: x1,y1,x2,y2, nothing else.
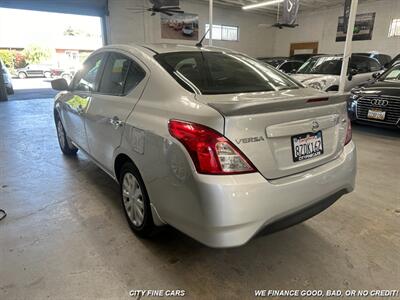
0,0,105,101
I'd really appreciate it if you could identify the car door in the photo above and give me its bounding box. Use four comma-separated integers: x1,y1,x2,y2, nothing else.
61,53,105,152
84,51,148,173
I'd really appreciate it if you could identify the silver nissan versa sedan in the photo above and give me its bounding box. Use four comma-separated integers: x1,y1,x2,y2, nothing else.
52,44,356,248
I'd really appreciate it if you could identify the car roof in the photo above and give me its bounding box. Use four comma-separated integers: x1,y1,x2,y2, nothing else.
99,43,243,58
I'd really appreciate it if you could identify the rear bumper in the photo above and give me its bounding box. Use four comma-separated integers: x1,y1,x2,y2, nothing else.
171,142,356,248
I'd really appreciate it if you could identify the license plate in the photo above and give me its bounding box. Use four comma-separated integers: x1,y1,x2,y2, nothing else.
367,109,386,120
291,131,323,162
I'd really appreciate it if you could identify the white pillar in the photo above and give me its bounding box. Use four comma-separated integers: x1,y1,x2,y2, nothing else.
338,0,359,93
209,0,213,46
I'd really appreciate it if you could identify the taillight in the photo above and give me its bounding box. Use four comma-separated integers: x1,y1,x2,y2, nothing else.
345,117,352,145
168,120,256,175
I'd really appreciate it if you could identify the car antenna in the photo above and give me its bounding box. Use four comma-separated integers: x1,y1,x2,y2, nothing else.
196,29,210,48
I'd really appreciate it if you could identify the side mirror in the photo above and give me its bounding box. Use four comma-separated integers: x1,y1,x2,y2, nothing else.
51,78,69,91
384,63,390,69
348,69,358,81
372,72,380,79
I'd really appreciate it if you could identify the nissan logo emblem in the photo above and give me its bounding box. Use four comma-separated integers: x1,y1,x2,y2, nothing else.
371,99,389,107
312,121,320,132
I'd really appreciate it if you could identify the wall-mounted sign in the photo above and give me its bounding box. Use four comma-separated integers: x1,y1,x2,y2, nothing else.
281,0,300,26
336,12,376,42
161,13,199,41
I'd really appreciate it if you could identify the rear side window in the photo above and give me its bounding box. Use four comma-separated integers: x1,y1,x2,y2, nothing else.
155,51,300,95
99,52,146,96
73,54,104,92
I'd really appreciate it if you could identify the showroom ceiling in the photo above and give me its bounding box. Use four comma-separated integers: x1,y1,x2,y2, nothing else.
199,0,383,15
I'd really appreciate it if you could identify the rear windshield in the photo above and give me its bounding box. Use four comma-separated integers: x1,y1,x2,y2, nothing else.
155,51,300,94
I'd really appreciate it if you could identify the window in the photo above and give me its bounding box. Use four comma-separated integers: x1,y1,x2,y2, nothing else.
124,61,146,93
382,65,400,81
388,19,400,37
73,54,104,92
99,52,146,96
279,61,303,73
205,24,239,41
155,52,300,95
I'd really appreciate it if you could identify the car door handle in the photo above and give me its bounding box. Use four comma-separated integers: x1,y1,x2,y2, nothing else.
110,116,123,129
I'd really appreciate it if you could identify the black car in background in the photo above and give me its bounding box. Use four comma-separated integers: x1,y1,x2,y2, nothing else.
348,63,400,129
290,53,324,63
276,60,304,74
257,56,288,67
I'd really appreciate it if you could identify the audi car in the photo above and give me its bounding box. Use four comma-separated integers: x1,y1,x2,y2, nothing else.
348,63,400,129
51,44,356,248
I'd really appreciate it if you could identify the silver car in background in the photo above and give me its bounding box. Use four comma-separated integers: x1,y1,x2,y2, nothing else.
292,54,383,92
52,44,356,248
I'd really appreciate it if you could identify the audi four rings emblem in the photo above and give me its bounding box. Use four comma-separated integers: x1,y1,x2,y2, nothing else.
371,99,389,107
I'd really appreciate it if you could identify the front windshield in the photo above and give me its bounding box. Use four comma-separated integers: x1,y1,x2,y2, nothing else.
155,51,301,95
380,65,400,81
297,56,342,75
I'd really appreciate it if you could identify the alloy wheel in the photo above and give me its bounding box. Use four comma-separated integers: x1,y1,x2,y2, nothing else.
122,172,145,227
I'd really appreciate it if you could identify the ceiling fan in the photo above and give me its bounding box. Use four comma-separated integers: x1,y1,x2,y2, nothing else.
127,0,184,16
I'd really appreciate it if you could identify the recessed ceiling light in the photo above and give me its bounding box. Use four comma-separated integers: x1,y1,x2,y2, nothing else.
242,0,284,10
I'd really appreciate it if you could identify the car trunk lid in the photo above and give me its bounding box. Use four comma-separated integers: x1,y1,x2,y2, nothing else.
196,88,349,179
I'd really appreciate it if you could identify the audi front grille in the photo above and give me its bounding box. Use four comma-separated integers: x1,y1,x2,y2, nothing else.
357,95,400,125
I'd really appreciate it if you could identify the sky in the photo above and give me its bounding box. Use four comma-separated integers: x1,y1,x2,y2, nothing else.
0,8,103,49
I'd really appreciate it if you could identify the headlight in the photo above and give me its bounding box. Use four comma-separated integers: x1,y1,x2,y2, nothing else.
308,80,327,91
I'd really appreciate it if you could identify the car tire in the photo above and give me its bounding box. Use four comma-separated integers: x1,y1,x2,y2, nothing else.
55,116,78,156
44,71,52,78
120,162,155,238
6,87,14,95
18,72,27,79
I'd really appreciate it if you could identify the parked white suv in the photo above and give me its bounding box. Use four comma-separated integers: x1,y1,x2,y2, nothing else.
292,54,383,92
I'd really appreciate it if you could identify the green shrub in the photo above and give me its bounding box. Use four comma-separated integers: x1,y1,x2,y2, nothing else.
22,45,51,65
0,50,15,68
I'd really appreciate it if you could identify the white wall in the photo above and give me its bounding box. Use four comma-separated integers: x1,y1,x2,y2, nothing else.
273,0,400,57
107,0,276,57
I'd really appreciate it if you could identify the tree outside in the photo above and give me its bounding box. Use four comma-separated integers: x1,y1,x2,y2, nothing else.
22,45,51,65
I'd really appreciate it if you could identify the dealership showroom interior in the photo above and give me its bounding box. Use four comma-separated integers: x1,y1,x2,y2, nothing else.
0,0,399,298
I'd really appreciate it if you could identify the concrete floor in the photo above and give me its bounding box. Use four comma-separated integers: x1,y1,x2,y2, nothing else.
0,98,399,299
